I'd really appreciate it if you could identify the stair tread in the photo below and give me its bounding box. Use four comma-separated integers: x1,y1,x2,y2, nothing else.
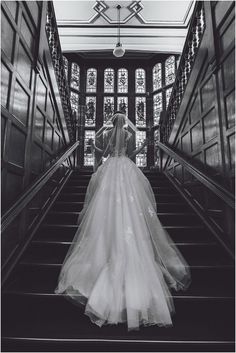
2,294,234,342
20,242,233,267
3,263,234,298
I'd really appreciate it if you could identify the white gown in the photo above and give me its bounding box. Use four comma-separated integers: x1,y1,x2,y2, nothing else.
55,136,191,331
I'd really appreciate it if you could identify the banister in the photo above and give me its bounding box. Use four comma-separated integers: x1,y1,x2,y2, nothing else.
161,1,205,143
2,141,80,233
157,141,235,209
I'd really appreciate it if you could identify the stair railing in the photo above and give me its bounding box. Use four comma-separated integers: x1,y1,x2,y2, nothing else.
158,142,234,209
157,141,235,257
161,1,206,143
2,141,79,283
2,141,79,233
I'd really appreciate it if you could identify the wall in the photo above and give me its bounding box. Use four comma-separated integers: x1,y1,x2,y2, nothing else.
163,1,235,244
1,1,72,269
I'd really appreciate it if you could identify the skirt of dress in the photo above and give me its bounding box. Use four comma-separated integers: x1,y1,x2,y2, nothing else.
55,156,191,331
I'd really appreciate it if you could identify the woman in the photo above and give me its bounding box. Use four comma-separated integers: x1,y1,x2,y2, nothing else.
55,112,191,331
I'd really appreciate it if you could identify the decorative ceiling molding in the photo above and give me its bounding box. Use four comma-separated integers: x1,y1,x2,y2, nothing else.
56,1,195,28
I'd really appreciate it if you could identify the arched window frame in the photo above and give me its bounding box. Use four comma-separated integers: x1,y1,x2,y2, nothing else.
104,68,114,93
117,68,128,93
86,68,97,93
135,68,146,94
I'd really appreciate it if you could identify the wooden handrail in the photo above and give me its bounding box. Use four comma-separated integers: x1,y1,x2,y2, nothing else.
2,141,80,232
157,141,235,209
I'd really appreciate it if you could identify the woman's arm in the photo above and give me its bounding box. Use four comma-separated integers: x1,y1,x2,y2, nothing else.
88,138,103,154
129,139,148,159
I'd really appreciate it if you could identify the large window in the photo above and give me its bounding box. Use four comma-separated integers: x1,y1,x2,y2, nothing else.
66,57,177,168
86,68,97,93
104,68,114,93
117,68,128,93
135,68,146,93
152,55,176,125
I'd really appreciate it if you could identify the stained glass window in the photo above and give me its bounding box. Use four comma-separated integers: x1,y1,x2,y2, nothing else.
135,68,146,93
70,91,79,114
104,68,114,93
86,68,97,92
165,56,175,85
117,68,128,93
153,63,162,91
154,129,160,167
85,97,96,126
165,87,172,108
153,92,163,125
135,97,146,127
117,97,128,116
70,62,80,90
84,130,95,166
136,131,147,167
63,56,68,79
103,97,114,123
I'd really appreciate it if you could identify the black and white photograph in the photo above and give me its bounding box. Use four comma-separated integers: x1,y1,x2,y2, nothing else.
1,0,235,352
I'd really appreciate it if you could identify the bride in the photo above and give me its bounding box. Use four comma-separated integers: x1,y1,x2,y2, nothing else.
55,112,191,331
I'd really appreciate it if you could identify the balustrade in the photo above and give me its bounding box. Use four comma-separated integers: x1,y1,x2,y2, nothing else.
161,2,205,143
45,2,76,142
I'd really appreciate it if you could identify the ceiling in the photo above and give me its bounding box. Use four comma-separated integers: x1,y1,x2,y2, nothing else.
54,0,195,56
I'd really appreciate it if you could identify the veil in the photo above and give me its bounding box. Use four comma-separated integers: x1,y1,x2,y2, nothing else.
92,112,139,171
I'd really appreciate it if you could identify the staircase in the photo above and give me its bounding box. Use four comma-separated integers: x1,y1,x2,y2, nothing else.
2,169,235,352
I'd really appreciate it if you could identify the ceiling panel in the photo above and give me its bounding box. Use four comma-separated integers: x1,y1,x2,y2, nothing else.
53,0,195,55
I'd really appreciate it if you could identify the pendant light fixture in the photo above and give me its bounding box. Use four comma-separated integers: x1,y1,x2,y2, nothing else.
113,4,125,57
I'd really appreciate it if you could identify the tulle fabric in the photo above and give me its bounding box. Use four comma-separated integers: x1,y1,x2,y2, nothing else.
55,156,191,331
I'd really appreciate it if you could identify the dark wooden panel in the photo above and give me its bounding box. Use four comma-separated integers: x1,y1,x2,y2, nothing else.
4,1,18,22
189,93,200,124
200,76,215,113
191,122,203,151
1,61,11,108
12,80,30,126
16,41,32,88
214,1,234,28
1,9,15,63
205,143,220,174
225,89,235,129
8,124,26,167
5,170,23,209
31,142,42,175
228,133,235,170
44,120,53,149
19,13,34,53
203,108,218,143
222,49,235,91
46,93,55,123
181,132,191,154
24,1,39,27
220,17,235,53
36,76,47,111
34,108,45,142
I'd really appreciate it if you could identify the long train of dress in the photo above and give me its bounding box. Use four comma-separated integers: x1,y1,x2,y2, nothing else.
55,156,191,331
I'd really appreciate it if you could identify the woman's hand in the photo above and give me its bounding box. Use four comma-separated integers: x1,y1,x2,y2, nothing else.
88,138,94,147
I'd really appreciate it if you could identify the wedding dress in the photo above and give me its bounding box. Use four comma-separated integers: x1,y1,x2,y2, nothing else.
55,113,191,331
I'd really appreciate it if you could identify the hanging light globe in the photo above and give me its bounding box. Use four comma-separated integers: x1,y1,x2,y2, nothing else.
113,5,125,58
113,42,125,57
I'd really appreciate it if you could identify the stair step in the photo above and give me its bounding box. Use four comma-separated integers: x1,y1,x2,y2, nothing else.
44,211,199,226
52,201,192,213
62,185,178,195
57,192,183,203
34,224,213,243
2,337,234,352
3,261,234,298
2,294,234,346
20,241,233,267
